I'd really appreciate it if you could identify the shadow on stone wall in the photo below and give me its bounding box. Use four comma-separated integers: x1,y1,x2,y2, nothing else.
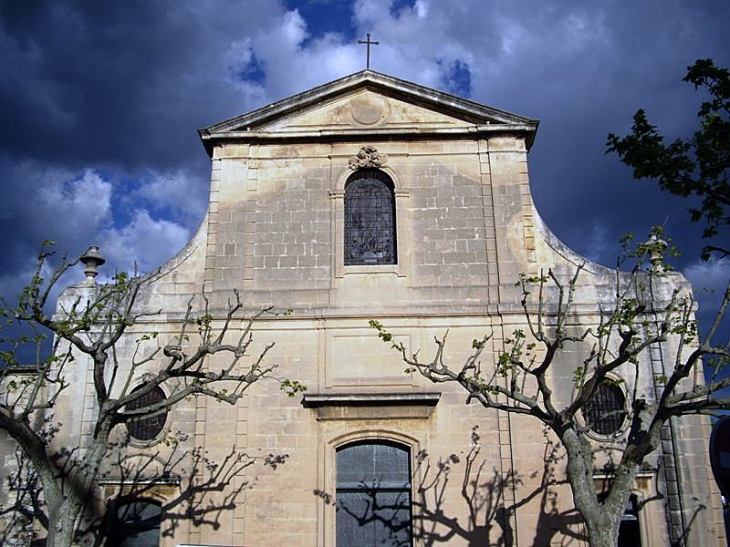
1,435,288,546
315,426,589,547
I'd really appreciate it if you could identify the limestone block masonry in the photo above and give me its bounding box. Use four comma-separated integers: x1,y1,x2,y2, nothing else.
44,70,725,547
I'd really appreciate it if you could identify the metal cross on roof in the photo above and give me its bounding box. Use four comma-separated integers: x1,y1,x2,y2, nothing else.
357,33,379,69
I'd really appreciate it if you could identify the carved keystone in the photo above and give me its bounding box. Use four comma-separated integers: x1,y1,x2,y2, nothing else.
348,146,388,169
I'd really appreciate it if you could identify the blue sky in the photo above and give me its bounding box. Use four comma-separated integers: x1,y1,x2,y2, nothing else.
0,0,729,331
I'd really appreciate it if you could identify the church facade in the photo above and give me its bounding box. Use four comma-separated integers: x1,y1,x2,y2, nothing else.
46,71,725,546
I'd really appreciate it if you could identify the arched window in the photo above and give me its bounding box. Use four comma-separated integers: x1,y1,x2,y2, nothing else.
126,386,168,441
336,441,412,547
109,499,161,547
584,380,627,435
344,170,397,265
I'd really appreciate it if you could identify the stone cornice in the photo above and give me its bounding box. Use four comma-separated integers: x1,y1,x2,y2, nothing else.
198,70,539,155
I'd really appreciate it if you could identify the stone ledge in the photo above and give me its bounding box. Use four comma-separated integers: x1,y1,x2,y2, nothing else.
302,392,440,420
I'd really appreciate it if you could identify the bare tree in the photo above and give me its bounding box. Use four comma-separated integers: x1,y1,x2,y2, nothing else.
89,441,288,546
0,243,302,546
371,233,730,547
0,447,45,545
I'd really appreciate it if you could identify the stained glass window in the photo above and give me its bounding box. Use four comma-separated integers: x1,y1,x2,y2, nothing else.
336,441,412,546
344,170,396,265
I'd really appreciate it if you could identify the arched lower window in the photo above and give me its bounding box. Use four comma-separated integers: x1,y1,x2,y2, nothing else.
126,386,168,441
336,441,412,547
583,380,627,435
109,499,161,547
344,170,397,265
596,492,641,546
618,494,641,547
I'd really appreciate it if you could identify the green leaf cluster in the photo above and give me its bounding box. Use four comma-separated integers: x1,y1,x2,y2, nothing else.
607,59,730,259
280,379,307,397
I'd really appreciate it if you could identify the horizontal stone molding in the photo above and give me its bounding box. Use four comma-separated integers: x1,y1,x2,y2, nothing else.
302,392,440,420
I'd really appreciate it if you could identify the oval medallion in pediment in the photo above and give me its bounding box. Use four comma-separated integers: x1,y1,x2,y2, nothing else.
349,95,389,126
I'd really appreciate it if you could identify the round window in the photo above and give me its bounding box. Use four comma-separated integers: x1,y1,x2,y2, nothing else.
583,380,627,435
126,386,168,441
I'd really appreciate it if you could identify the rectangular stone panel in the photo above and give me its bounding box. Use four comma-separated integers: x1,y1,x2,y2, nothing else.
326,330,414,388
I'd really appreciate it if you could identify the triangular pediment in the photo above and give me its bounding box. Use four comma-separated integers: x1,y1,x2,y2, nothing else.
199,71,538,153
254,89,478,132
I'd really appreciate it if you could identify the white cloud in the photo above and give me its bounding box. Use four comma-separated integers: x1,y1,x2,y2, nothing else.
245,10,358,100
224,2,481,102
37,170,113,231
99,210,190,274
0,159,201,287
225,38,268,102
0,162,114,257
350,0,476,88
280,9,308,45
684,258,730,292
684,258,730,316
583,222,611,265
133,169,208,223
2,0,728,307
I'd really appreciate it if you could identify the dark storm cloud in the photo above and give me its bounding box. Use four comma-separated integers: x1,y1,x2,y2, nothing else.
326,0,730,274
456,0,730,268
0,0,290,290
0,0,728,333
427,0,730,331
0,1,283,171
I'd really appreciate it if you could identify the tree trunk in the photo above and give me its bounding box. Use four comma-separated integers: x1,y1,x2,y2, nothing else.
42,417,114,546
45,503,82,547
38,472,93,547
561,429,635,547
582,513,622,547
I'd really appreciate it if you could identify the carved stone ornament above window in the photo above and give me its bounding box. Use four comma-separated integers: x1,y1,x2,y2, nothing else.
348,146,388,170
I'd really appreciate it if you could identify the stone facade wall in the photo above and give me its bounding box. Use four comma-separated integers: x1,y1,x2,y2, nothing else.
36,75,727,547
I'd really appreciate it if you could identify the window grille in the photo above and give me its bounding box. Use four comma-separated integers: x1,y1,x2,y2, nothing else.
344,170,396,265
336,441,412,546
584,381,627,435
109,499,161,547
126,386,167,441
618,494,641,547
